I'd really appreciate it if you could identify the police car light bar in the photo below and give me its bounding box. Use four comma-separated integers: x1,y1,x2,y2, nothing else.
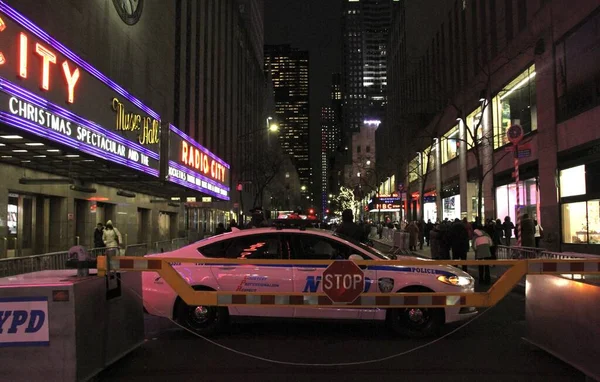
273,215,319,230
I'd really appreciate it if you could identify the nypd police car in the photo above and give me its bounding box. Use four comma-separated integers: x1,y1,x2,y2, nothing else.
142,224,477,338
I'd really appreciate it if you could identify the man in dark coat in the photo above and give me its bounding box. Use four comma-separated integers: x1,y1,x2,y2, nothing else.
93,223,104,248
335,209,365,242
450,219,470,271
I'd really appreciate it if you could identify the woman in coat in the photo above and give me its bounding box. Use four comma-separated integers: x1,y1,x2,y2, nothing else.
406,221,419,251
473,228,493,284
102,220,123,255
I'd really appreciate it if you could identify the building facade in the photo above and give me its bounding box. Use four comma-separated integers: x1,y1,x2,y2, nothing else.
0,0,263,257
264,45,311,201
381,0,600,254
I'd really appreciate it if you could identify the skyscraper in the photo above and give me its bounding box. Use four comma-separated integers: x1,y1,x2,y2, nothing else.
321,106,336,213
342,0,395,135
264,45,311,200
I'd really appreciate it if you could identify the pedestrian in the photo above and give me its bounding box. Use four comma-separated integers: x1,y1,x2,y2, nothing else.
406,221,419,251
473,228,493,284
429,224,440,259
227,219,238,232
485,219,501,259
495,219,505,246
450,219,470,272
424,219,434,247
246,207,268,228
503,216,515,246
534,220,543,247
335,209,365,242
418,220,425,250
102,220,123,256
437,222,451,259
520,213,536,247
463,217,474,240
93,223,104,248
215,223,226,235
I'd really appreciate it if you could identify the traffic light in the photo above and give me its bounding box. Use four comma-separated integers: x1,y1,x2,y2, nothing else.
236,183,243,191
325,209,330,214
308,208,315,215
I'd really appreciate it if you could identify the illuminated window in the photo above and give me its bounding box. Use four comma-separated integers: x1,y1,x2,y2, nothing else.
493,65,537,148
441,126,459,163
560,165,585,198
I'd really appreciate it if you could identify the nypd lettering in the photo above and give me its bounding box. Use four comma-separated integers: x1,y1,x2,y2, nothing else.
0,297,49,347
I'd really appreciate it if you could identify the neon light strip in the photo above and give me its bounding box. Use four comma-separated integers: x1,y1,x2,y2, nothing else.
168,175,230,201
168,160,230,191
0,78,158,160
169,124,230,169
0,1,160,120
0,111,158,176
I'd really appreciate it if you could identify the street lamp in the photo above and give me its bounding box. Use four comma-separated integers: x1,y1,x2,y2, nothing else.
301,185,307,191
366,160,371,166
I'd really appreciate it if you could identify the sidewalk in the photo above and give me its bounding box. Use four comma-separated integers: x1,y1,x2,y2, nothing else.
373,239,525,292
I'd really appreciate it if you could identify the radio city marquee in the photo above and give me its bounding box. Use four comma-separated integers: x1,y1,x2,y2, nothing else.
0,4,160,176
167,125,230,201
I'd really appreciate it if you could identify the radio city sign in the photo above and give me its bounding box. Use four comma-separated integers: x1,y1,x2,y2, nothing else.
167,125,230,201
0,4,160,176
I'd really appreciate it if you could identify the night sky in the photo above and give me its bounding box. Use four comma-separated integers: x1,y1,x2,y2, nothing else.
264,0,342,195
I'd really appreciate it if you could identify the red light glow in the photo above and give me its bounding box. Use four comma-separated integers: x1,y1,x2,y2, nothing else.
62,62,80,104
19,33,27,78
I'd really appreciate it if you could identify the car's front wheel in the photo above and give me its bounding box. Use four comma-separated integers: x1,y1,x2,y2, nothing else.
175,292,228,336
387,287,444,338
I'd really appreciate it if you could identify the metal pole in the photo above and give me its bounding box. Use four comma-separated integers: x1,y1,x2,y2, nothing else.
515,152,521,247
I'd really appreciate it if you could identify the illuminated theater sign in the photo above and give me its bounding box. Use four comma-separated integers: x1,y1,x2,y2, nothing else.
166,125,230,200
369,193,402,211
0,4,160,176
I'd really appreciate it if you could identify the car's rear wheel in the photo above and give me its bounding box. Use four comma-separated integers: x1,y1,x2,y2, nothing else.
387,286,444,338
174,287,228,336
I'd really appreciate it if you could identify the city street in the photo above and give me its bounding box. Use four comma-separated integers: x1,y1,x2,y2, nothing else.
98,288,584,382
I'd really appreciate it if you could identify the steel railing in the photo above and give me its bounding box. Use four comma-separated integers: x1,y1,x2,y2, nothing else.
0,250,70,278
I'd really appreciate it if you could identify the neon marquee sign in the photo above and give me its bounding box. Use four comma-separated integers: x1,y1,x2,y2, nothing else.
167,125,230,200
0,3,161,175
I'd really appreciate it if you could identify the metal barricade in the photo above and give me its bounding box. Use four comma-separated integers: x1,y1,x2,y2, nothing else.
171,237,189,249
390,231,410,255
0,251,69,278
153,240,173,253
496,245,542,259
124,243,149,257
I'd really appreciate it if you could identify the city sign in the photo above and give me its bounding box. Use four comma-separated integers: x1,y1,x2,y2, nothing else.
322,261,365,303
0,4,161,176
166,124,230,200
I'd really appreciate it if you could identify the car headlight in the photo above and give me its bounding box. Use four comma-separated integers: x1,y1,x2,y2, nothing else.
437,275,473,287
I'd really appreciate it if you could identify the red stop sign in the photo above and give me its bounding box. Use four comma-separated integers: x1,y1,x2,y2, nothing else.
322,260,365,303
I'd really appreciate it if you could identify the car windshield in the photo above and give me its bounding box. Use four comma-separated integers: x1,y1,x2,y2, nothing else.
332,233,392,260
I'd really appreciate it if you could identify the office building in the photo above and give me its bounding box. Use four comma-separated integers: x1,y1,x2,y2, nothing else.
264,45,311,201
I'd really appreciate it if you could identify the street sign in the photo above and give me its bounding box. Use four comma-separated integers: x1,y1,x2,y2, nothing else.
507,124,524,144
517,149,531,158
322,260,365,303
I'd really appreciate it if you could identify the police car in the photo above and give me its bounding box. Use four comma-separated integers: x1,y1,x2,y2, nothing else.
142,221,477,338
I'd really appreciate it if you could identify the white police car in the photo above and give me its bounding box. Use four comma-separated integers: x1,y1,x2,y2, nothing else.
142,224,477,338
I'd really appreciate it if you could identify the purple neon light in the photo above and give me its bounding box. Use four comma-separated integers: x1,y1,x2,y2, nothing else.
169,124,230,169
0,111,159,177
0,2,160,121
168,173,230,201
168,160,230,191
0,78,159,160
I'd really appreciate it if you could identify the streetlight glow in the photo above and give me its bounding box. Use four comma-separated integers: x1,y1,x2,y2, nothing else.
269,123,279,132
366,160,371,166
301,185,307,191
357,172,361,177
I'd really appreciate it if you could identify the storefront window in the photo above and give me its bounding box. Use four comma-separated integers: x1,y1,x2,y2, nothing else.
408,157,419,183
442,195,461,221
560,165,586,197
562,202,588,244
495,178,538,223
422,146,435,173
441,126,459,163
493,65,537,148
465,108,483,148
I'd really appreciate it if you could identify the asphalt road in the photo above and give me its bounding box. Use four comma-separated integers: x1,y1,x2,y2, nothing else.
98,290,585,382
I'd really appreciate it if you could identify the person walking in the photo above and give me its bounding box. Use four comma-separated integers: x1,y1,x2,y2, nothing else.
406,221,419,251
335,209,365,242
437,222,452,260
520,213,536,247
424,219,434,247
503,216,515,246
450,219,470,272
93,223,104,248
534,220,543,247
102,220,123,256
417,220,425,250
473,228,493,284
429,224,440,259
215,223,226,235
485,219,502,260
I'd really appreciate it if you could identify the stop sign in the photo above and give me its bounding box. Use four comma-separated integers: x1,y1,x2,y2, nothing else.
322,260,365,303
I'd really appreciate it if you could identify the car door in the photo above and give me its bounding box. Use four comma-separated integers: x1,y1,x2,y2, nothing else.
208,233,293,317
290,233,377,320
